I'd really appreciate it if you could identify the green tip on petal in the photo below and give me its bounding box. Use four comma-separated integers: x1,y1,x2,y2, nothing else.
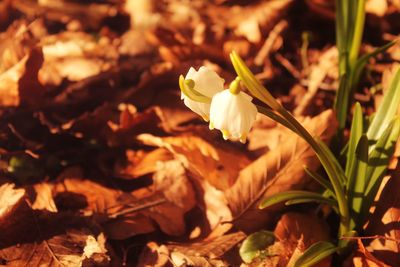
209,122,214,130
185,79,195,89
222,129,230,140
229,77,241,95
179,75,211,104
240,133,247,144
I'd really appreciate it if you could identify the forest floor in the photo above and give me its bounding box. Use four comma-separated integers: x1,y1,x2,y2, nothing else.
0,0,399,266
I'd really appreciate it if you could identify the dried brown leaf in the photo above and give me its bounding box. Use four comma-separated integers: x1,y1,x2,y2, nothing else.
352,239,390,267
31,182,57,213
40,32,118,86
137,133,251,189
364,166,400,266
137,242,170,267
0,229,110,267
114,148,174,179
0,183,32,247
225,110,338,231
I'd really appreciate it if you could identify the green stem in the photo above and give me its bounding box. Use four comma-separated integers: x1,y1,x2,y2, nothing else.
277,107,350,236
348,0,366,69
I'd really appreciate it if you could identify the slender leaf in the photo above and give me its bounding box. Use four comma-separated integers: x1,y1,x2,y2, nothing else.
335,73,350,130
345,102,364,179
365,118,400,201
294,241,339,267
259,191,336,209
316,138,347,185
239,230,275,264
348,0,366,68
349,135,368,230
367,67,400,144
304,165,334,194
352,40,396,89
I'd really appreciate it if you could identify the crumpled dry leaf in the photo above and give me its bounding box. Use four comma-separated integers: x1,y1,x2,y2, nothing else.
128,133,235,237
0,183,25,219
82,233,109,262
351,239,390,267
139,232,245,267
144,159,197,236
0,47,44,107
137,242,170,267
31,182,58,212
225,110,337,232
53,176,157,239
0,229,110,267
54,159,197,239
136,133,251,189
363,166,400,266
114,148,174,179
0,183,31,247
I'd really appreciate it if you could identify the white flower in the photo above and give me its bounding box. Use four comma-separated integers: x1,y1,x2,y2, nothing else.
182,66,225,121
209,90,257,143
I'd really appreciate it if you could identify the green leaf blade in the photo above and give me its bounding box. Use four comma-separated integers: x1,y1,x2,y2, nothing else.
367,67,400,144
349,134,369,230
345,102,364,179
239,230,275,264
294,241,339,267
259,190,337,210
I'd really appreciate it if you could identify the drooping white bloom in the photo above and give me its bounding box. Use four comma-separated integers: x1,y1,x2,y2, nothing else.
209,89,257,143
182,66,225,121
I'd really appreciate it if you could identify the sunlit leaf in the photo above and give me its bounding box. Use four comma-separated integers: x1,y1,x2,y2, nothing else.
367,67,400,145
239,230,275,263
349,134,368,230
345,102,364,179
362,118,400,221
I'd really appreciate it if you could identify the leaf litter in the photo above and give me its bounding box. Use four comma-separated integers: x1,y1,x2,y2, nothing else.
0,0,399,266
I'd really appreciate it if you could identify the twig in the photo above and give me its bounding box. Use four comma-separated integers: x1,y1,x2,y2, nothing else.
254,20,288,66
275,53,301,79
108,197,167,218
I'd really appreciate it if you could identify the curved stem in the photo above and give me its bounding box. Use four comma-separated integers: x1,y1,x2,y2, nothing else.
277,107,350,236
